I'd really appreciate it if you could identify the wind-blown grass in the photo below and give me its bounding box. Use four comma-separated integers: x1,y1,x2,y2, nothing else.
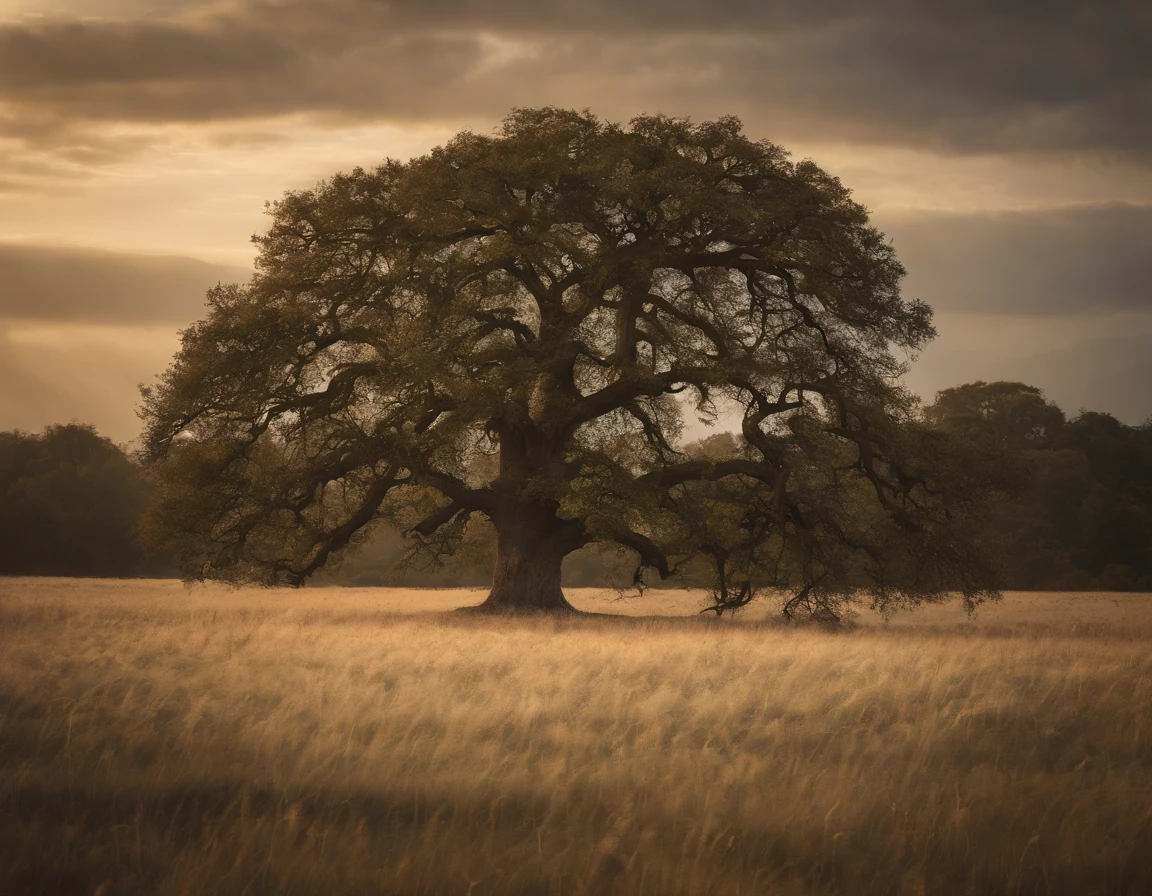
1,579,1150,894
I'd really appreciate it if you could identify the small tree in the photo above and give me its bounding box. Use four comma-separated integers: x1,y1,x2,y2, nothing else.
141,109,996,617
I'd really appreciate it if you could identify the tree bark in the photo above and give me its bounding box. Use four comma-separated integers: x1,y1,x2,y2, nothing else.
474,512,576,613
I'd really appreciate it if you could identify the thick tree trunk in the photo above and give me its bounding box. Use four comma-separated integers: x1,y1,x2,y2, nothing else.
475,513,576,613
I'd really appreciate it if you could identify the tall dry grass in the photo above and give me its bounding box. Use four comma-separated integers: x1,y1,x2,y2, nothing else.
1,578,1150,894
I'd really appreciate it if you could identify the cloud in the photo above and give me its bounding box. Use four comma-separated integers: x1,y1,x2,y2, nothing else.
883,203,1152,315
0,242,240,443
0,243,249,323
0,0,1145,162
3,201,1147,329
0,18,292,89
10,199,1144,329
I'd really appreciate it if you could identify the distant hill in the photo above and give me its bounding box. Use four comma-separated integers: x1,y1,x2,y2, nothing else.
0,243,250,324
0,243,252,440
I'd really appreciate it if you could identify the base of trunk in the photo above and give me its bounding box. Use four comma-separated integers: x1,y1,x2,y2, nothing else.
472,572,577,614
466,594,578,614
471,525,577,614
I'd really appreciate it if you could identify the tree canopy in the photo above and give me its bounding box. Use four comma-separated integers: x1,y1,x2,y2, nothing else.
925,381,1066,446
926,382,1152,591
0,424,156,577
141,108,998,617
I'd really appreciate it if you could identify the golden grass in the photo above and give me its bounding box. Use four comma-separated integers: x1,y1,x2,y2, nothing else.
2,578,1150,895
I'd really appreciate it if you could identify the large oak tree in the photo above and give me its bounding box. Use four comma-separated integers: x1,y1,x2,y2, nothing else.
141,109,996,617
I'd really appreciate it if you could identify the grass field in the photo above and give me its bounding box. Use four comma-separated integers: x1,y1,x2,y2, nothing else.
2,578,1150,895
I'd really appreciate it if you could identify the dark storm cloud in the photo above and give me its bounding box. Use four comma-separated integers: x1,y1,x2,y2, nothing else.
0,244,249,324
339,0,1139,37
0,15,481,130
0,0,1146,159
0,19,292,88
883,203,1152,315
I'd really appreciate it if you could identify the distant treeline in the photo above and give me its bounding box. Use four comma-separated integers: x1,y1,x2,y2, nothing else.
925,382,1152,591
0,424,169,577
2,381,1150,590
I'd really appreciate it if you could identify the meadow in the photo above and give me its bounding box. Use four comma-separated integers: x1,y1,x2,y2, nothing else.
1,579,1150,895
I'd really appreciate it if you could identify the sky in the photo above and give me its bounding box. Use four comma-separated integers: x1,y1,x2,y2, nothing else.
0,0,1149,443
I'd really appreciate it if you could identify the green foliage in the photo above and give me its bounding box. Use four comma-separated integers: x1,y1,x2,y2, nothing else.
0,424,161,577
140,108,998,616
